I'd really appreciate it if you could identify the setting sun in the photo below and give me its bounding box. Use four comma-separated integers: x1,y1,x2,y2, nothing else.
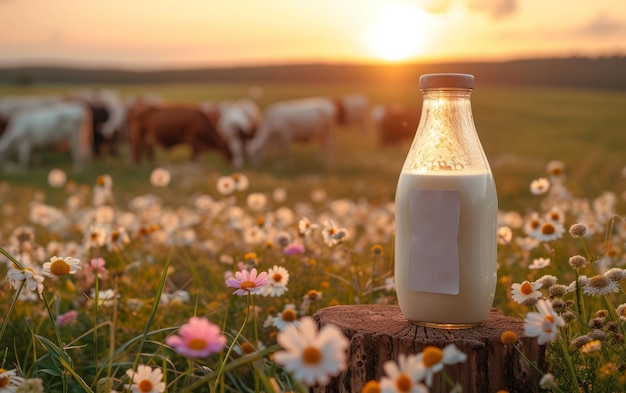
363,4,435,62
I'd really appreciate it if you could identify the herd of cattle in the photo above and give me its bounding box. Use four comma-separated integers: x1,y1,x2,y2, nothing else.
0,88,424,171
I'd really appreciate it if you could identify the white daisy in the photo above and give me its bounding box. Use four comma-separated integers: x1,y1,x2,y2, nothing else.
47,168,67,188
321,219,349,247
84,225,107,249
231,172,249,191
246,192,267,211
0,368,25,391
379,353,427,393
583,274,620,296
524,299,565,345
42,256,82,278
531,221,565,242
298,216,318,237
107,227,131,252
497,226,513,245
274,316,349,386
216,176,236,195
530,177,550,195
272,304,300,331
7,267,44,298
414,346,444,387
262,265,290,297
125,365,166,393
511,281,543,304
528,258,551,270
539,373,558,390
149,167,171,187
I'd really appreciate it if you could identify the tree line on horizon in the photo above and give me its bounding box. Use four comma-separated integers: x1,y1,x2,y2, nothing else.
1,56,626,91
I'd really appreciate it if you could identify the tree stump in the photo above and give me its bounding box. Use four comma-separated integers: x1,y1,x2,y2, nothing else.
312,305,545,393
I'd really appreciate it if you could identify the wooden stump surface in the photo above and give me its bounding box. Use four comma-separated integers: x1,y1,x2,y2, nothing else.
312,305,545,393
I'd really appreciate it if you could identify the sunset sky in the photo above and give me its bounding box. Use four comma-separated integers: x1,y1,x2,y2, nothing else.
1,0,625,70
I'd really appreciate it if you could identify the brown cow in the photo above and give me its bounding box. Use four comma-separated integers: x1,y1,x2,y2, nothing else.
129,106,233,165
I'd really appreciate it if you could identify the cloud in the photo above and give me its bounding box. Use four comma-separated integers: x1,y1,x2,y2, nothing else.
467,0,517,19
576,13,626,36
421,0,517,19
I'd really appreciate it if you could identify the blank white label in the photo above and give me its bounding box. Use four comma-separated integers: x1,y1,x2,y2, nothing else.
408,189,461,295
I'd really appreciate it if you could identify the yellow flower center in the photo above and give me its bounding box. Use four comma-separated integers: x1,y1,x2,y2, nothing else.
541,223,555,235
520,281,533,295
542,315,555,332
530,220,540,229
421,346,443,368
361,380,381,393
589,275,610,289
550,167,563,176
272,273,283,283
500,331,519,346
187,338,207,350
50,259,71,276
302,347,322,365
370,244,383,254
138,379,153,392
111,230,120,242
395,374,412,392
0,369,8,388
306,290,320,301
240,281,256,291
282,309,297,322
240,342,255,354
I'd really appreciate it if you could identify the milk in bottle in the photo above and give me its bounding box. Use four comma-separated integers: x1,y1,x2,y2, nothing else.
394,73,498,328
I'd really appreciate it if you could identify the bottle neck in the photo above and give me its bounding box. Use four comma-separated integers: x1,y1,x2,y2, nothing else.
421,89,472,102
401,87,487,173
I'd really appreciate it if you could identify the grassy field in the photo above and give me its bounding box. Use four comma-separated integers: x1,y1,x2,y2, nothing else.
1,81,626,391
1,81,625,209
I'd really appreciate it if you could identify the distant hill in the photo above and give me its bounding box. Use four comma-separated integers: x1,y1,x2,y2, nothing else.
1,56,626,91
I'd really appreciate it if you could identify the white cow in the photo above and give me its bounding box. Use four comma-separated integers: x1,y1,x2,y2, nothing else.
246,97,338,166
0,102,92,171
338,93,369,129
0,95,63,119
70,88,128,140
203,98,261,168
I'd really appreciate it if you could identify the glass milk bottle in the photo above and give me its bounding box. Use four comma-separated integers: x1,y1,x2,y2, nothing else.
394,73,497,328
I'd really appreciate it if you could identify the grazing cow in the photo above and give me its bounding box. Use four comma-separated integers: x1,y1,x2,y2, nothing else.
128,106,233,165
69,89,127,156
373,104,422,145
338,93,369,129
0,102,93,171
200,98,261,168
0,95,63,119
246,97,338,165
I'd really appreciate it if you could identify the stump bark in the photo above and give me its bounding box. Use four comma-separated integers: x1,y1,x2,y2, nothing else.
312,305,545,393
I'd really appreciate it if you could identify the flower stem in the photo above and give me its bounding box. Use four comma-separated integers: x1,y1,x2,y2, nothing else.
211,293,251,392
0,281,25,343
558,334,579,391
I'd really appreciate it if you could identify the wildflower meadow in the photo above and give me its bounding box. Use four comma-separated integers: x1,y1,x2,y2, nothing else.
1,83,626,392
1,157,625,392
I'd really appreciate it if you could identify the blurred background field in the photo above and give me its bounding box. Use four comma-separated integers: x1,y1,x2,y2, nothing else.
1,79,625,213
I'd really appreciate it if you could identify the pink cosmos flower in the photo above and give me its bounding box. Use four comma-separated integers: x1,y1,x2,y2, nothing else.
88,257,107,277
165,316,227,358
225,268,269,296
58,310,79,325
283,243,305,256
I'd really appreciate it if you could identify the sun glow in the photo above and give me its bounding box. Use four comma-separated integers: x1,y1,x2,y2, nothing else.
363,4,435,62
